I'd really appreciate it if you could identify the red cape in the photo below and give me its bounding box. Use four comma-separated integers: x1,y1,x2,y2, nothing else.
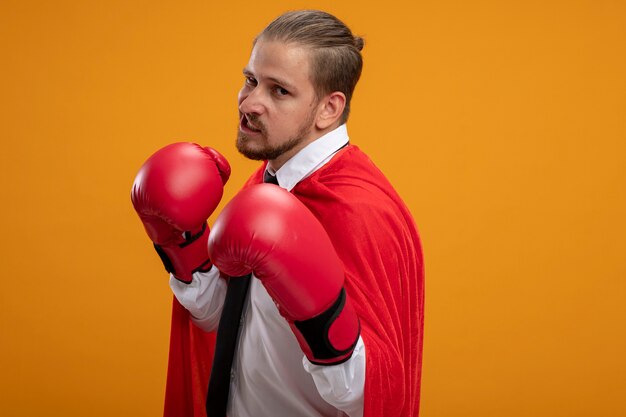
163,145,424,417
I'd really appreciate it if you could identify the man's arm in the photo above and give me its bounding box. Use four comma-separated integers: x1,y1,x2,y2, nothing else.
208,184,361,365
169,269,226,331
131,142,231,329
303,336,366,417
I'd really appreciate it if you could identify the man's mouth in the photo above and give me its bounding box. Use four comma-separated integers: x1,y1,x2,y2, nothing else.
240,113,263,134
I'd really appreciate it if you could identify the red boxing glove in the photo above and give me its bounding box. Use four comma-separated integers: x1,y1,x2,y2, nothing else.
131,142,230,283
208,184,360,365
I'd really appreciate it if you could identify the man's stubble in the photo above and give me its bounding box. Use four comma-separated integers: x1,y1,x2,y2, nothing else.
236,109,317,161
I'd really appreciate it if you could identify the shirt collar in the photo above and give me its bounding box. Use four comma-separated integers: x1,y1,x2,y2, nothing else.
265,124,349,191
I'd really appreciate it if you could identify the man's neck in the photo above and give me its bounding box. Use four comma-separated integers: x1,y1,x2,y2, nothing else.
268,123,341,171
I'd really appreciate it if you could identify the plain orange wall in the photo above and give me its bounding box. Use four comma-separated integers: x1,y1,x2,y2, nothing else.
1,1,625,416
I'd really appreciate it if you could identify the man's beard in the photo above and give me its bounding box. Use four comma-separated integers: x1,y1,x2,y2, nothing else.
236,111,315,161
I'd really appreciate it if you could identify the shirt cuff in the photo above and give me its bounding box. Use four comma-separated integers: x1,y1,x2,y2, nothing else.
169,266,227,331
302,336,366,417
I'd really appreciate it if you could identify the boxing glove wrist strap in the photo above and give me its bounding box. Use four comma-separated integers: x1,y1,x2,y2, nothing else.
154,222,212,284
293,288,361,366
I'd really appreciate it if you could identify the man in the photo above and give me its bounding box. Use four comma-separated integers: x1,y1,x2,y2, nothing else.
132,10,424,417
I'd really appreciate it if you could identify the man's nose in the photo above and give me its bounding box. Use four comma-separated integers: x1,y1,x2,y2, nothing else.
238,87,265,115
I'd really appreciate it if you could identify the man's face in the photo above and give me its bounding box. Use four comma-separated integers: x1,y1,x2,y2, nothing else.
237,39,321,167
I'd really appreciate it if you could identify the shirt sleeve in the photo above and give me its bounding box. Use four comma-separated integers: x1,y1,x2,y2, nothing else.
168,266,227,331
302,336,366,417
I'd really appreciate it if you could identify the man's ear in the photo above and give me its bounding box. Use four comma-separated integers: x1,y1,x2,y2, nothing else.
315,92,346,130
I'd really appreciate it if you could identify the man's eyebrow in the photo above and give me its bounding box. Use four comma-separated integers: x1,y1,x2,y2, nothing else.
242,68,296,91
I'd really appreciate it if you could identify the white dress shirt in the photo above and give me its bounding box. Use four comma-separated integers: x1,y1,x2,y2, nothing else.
170,124,366,417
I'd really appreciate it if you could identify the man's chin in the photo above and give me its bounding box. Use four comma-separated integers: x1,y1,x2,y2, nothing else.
237,148,266,161
236,133,270,161
236,131,306,161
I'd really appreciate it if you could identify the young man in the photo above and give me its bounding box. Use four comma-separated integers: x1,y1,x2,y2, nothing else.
132,10,424,417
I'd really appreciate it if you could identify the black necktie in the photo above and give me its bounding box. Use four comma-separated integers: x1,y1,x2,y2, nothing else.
263,170,279,185
205,170,277,416
205,273,250,416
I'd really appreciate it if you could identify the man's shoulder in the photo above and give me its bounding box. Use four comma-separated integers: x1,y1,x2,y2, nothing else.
307,145,400,202
310,145,384,184
297,146,410,219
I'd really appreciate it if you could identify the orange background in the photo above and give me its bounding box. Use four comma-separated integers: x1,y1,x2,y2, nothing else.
1,1,625,416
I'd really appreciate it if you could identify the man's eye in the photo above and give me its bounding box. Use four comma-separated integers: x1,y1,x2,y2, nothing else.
274,87,289,96
245,77,257,86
